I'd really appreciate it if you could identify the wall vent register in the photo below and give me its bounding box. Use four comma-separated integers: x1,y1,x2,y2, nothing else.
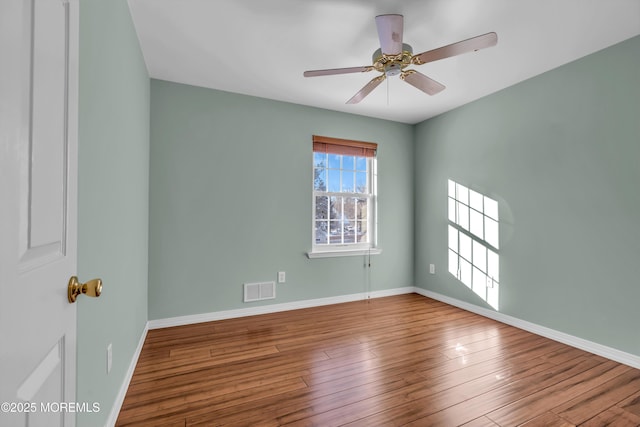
244,282,276,303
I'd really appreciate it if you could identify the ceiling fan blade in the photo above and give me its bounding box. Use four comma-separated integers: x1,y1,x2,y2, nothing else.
304,66,372,77
412,32,498,65
375,14,403,55
346,74,386,104
400,70,445,95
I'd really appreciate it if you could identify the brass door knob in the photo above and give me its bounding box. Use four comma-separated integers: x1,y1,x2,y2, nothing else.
68,276,102,303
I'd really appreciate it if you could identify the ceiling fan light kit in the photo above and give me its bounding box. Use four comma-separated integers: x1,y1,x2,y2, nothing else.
304,14,497,104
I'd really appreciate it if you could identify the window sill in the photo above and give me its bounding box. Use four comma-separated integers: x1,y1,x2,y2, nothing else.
306,248,382,259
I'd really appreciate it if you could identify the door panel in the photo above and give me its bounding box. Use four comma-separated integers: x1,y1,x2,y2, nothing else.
0,0,79,426
17,339,66,427
19,0,69,270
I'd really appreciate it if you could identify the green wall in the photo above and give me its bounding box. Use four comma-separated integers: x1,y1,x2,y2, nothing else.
77,0,149,425
148,80,414,320
414,35,640,356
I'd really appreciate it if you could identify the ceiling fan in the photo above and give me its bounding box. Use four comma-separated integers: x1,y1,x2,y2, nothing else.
303,14,497,104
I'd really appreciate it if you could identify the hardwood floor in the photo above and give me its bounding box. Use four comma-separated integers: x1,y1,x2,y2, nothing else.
116,294,640,426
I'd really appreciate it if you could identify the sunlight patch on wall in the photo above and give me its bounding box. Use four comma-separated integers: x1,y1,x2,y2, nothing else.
448,180,500,310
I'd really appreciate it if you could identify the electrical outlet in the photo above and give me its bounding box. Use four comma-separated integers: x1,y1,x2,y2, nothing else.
278,271,286,283
429,264,435,274
107,343,112,374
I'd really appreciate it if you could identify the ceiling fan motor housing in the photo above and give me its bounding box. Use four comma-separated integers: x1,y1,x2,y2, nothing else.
372,43,413,76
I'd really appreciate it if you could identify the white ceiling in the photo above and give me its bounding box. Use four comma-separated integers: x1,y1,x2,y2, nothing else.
127,0,640,124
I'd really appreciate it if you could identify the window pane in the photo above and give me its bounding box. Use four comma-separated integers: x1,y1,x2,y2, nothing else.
329,220,342,243
342,155,355,171
448,225,458,253
356,197,368,219
484,196,499,220
328,169,340,192
487,249,499,282
344,198,355,221
329,196,341,220
355,172,367,193
315,196,328,219
344,222,355,243
469,190,483,212
356,157,367,171
456,183,469,205
328,153,340,169
314,168,326,191
315,221,328,244
314,152,326,168
485,217,499,249
448,197,456,223
459,232,472,261
473,240,486,272
342,170,354,192
469,209,483,239
448,250,459,276
457,202,469,230
357,220,368,242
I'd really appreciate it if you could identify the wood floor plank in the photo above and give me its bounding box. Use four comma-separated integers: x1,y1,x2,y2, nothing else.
552,368,640,425
517,411,575,427
114,293,640,426
487,360,628,425
402,356,608,426
343,356,599,427
124,350,326,402
619,390,640,418
580,406,640,426
460,416,500,427
118,377,307,426
189,369,426,426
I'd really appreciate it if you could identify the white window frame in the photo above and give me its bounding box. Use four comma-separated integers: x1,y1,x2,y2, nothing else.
308,142,380,259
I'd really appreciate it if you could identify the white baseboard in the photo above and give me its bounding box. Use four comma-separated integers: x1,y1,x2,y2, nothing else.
148,287,415,329
104,322,149,427
415,288,640,370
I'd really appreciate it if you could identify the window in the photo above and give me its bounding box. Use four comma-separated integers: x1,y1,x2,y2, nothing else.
310,135,378,257
448,180,500,310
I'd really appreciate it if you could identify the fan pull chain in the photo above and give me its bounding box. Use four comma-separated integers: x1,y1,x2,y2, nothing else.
386,76,390,106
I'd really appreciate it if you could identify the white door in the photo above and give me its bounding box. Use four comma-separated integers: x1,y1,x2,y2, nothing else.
1,0,80,426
